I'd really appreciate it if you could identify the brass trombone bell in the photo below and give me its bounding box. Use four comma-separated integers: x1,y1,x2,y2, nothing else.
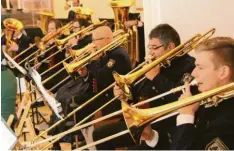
27,78,198,149
122,82,234,144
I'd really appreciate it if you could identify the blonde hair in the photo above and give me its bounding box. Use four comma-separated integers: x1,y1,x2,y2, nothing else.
195,37,234,80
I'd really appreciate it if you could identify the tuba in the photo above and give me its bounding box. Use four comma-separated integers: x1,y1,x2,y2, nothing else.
3,18,24,57
72,7,94,23
109,0,139,67
37,11,54,35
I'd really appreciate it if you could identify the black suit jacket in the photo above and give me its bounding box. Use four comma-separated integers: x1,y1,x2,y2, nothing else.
88,46,132,115
130,54,195,149
172,97,234,150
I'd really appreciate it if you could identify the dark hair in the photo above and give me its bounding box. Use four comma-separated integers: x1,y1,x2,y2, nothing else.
195,37,234,80
74,18,90,28
149,23,181,47
48,19,63,29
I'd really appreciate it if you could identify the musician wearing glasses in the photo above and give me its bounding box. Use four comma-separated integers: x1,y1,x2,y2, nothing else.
169,37,234,150
65,18,92,55
92,24,195,150
88,25,132,117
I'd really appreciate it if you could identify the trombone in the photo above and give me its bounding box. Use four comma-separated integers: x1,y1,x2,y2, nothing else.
26,28,122,108
40,29,125,86
38,29,214,149
28,20,107,74
30,29,130,147
30,32,200,149
75,82,234,150
25,78,198,149
8,21,74,68
113,28,215,100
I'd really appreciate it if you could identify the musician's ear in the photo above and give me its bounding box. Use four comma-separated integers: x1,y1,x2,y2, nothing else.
165,42,176,51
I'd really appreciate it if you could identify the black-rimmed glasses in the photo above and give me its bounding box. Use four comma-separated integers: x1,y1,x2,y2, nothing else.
147,44,164,50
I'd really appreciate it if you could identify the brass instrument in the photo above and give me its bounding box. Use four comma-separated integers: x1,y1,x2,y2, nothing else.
72,7,94,22
113,28,215,100
31,22,105,86
123,82,234,144
69,29,125,59
26,78,197,149
63,29,127,73
23,22,73,67
30,29,128,148
7,13,73,69
37,11,54,35
109,0,136,30
30,81,234,150
29,31,199,149
29,29,215,150
109,0,139,67
69,43,96,61
3,18,24,58
55,20,106,49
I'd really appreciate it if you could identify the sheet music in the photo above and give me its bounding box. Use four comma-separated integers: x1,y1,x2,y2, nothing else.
2,50,27,75
0,118,17,151
16,77,27,93
3,50,63,119
30,69,63,119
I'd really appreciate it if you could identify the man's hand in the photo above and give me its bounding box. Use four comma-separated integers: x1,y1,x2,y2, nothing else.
124,20,138,28
178,82,200,116
113,84,127,101
9,42,19,52
141,125,155,141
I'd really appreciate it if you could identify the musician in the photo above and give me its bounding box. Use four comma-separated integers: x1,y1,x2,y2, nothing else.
92,24,195,150
49,67,98,150
65,18,92,54
37,19,67,93
88,25,132,116
170,37,234,149
2,23,33,73
67,0,81,22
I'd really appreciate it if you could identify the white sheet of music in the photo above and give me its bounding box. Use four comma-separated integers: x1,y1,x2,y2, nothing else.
0,118,17,151
30,69,63,119
2,50,27,75
16,77,27,93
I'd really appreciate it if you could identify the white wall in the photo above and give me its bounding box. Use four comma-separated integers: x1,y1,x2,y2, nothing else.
53,0,143,21
143,0,234,55
52,0,68,18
